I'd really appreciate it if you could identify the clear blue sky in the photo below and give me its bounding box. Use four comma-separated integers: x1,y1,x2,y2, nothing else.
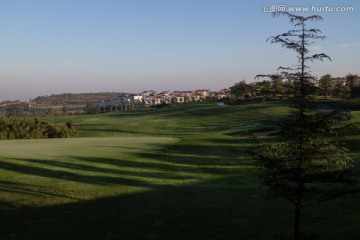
0,0,359,100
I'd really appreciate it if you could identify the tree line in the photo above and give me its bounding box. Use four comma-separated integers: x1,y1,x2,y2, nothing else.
230,73,360,102
0,116,76,140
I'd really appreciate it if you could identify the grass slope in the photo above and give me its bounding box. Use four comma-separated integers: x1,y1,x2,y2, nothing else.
0,102,359,240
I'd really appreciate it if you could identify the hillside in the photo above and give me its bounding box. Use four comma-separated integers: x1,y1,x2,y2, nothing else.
33,92,125,105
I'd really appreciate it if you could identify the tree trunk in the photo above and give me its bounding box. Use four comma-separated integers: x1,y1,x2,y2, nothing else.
294,202,301,240
294,183,303,240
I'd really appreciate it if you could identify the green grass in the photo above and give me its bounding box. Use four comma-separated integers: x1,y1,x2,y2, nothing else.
0,137,180,206
0,102,359,240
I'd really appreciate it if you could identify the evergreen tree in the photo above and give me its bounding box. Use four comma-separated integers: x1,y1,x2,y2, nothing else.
318,74,333,99
230,80,250,101
332,80,347,99
270,74,284,97
346,74,360,98
254,12,359,240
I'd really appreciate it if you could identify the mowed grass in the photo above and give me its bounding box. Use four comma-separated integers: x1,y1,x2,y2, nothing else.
0,102,359,240
67,102,289,137
0,137,180,206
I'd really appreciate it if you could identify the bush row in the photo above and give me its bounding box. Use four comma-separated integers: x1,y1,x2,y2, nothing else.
0,117,76,140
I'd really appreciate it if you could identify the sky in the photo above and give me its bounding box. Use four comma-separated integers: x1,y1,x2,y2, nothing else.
0,0,359,101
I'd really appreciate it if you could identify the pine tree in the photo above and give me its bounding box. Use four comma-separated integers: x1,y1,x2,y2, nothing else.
254,12,359,240
346,74,360,98
319,74,333,99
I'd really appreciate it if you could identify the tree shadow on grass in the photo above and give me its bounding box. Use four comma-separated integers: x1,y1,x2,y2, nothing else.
2,174,356,240
0,180,81,206
0,159,164,188
0,135,359,239
109,103,276,120
132,139,250,168
0,176,294,240
15,158,196,181
0,135,266,240
76,128,141,135
0,145,275,240
0,136,252,193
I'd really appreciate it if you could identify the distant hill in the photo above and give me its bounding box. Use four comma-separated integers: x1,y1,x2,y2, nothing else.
33,92,127,105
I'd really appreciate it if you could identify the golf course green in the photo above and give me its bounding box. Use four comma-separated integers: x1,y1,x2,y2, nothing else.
0,102,359,240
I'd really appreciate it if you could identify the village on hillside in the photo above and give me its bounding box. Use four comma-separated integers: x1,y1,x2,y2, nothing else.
0,88,231,116
1,74,359,116
103,88,230,106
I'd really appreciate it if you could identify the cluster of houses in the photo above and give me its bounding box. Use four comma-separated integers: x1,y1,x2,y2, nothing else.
98,89,230,107
330,77,360,86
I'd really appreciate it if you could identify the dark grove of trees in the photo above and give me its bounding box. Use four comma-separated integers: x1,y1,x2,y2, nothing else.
0,117,76,140
229,72,360,103
249,12,360,240
229,73,360,103
346,74,360,99
33,92,122,105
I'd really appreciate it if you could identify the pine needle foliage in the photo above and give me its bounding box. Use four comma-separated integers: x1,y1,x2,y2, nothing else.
254,12,360,240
